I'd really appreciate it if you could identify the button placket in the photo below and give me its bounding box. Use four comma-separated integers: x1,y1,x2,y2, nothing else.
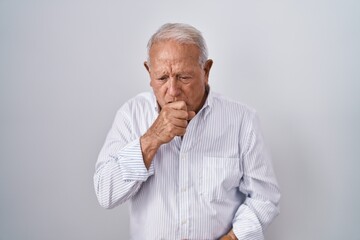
179,151,189,239
178,115,200,239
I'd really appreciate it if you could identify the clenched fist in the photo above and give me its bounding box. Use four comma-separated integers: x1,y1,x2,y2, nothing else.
140,101,196,168
149,101,196,144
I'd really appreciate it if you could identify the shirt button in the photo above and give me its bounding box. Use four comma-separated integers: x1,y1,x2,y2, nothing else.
181,188,187,192
181,220,187,225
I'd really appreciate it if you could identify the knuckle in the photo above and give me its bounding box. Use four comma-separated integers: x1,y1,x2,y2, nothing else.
182,120,188,127
181,111,188,119
166,125,174,132
180,101,187,109
162,109,169,116
168,132,175,138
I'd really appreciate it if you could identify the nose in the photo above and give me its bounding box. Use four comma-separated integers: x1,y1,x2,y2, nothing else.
168,78,181,97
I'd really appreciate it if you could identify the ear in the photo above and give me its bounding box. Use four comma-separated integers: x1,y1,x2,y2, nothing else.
144,61,153,87
203,59,213,79
144,61,150,74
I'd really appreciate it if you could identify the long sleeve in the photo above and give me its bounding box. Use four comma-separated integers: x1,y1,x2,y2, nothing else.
232,112,281,240
93,108,154,209
93,92,280,239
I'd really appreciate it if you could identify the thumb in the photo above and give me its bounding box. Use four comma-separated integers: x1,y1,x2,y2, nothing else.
187,111,196,120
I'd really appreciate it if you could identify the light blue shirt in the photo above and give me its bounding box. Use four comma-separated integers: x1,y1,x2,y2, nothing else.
94,90,280,240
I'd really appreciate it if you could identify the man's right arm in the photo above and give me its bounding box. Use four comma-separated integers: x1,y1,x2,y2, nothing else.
140,101,195,169
94,108,154,209
94,101,195,209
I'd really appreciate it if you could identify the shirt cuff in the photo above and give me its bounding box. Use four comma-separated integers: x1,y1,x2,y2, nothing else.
232,203,264,240
117,138,155,182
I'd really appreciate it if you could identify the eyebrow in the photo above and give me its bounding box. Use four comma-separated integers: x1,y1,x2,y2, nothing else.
152,70,169,76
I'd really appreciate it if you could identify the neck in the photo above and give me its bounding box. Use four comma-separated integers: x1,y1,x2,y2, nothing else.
194,85,210,113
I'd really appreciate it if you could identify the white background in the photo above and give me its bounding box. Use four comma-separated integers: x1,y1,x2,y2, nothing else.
1,1,359,239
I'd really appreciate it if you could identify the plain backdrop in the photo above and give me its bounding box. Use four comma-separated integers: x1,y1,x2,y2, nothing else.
1,1,359,240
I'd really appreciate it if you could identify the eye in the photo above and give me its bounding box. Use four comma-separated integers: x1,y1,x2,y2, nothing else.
179,76,191,82
157,76,168,81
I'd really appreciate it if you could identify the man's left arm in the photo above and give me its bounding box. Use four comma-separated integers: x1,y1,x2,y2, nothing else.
228,112,281,240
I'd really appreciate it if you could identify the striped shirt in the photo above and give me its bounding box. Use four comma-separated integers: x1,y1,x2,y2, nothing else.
94,90,280,240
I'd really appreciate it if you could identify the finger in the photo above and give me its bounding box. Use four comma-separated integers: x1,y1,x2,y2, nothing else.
170,117,188,128
172,126,187,136
166,101,187,110
170,109,189,120
187,111,196,120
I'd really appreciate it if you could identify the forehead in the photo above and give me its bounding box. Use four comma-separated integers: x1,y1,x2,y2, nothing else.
149,40,200,68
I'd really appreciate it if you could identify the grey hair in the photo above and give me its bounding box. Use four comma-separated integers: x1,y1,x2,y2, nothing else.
147,23,208,67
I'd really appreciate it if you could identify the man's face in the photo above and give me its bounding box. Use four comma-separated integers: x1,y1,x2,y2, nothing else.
145,40,212,113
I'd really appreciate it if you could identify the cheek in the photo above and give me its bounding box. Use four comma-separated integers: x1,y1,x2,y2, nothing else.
186,82,206,101
151,82,168,99
188,78,206,92
150,80,164,91
183,85,202,99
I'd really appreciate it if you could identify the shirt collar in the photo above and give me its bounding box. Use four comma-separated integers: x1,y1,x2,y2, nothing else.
150,92,159,113
199,86,213,119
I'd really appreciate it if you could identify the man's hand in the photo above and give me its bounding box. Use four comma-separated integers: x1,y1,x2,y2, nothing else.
219,229,237,240
148,101,195,144
140,101,195,168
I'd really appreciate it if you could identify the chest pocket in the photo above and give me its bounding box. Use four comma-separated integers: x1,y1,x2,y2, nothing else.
201,157,242,201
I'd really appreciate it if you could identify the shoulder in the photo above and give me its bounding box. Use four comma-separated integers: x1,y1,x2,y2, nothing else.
118,92,156,114
209,92,262,137
210,92,257,118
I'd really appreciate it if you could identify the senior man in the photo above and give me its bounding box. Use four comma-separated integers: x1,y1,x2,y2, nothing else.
94,23,280,240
